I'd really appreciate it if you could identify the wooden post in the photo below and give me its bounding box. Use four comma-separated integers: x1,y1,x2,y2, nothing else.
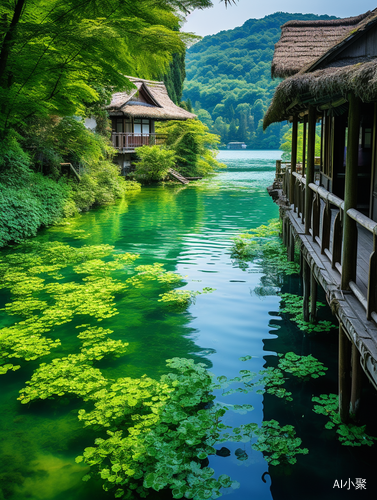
288,226,295,262
332,211,342,270
290,115,298,208
339,324,351,423
305,106,316,234
367,228,377,319
302,116,307,177
303,258,310,322
321,200,331,254
310,272,317,323
341,92,360,290
312,192,320,242
276,160,282,183
350,343,363,417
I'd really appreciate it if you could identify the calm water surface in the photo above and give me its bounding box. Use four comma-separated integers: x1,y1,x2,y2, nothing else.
0,150,376,500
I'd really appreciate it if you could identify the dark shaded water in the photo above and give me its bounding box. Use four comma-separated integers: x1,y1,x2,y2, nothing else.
0,151,376,500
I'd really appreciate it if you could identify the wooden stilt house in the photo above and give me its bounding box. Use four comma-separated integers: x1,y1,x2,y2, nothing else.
105,77,195,173
264,10,377,420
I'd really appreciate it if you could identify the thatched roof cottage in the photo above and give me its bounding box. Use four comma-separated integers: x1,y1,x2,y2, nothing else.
265,9,377,421
104,77,195,172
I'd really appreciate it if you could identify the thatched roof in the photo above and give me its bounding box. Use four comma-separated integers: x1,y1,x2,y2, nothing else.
265,9,377,129
107,77,196,120
264,58,377,129
271,12,373,78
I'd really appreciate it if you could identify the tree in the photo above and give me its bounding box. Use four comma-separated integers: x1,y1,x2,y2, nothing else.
229,119,237,141
156,119,224,176
0,0,230,136
135,145,176,183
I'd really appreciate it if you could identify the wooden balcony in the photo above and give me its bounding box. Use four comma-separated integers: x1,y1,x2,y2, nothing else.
111,133,167,151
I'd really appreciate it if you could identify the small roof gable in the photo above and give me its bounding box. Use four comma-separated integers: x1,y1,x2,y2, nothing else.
107,77,196,121
271,12,373,78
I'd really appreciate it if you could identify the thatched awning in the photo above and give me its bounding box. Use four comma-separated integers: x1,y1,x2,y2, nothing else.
264,58,377,129
107,77,196,121
271,13,372,78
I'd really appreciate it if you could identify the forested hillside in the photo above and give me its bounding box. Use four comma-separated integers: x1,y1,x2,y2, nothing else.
183,12,336,149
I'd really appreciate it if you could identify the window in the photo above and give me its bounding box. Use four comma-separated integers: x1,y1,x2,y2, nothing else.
134,119,141,134
142,119,150,134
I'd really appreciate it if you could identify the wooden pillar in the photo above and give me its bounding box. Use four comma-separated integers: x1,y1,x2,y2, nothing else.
305,106,316,234
290,115,298,207
341,92,360,290
310,272,317,323
339,325,351,423
282,217,287,247
299,251,303,276
302,258,310,322
302,116,307,177
287,226,295,262
350,343,363,417
276,159,281,182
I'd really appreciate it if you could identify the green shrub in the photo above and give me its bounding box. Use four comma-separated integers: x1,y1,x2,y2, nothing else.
134,145,176,183
0,133,32,187
156,119,225,177
0,173,70,246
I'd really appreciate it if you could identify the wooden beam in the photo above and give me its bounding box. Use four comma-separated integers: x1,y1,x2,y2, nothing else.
287,225,295,262
303,257,310,322
341,92,360,290
350,343,363,417
305,106,316,234
310,272,318,323
290,115,298,207
339,324,351,423
302,116,307,176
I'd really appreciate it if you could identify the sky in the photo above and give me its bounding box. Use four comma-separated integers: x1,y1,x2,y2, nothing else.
183,0,377,36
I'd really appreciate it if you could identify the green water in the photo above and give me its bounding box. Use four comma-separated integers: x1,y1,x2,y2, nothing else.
1,150,376,500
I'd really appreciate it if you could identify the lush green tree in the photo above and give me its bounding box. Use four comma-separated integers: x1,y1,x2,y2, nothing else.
157,119,224,176
163,51,186,104
135,145,176,183
183,12,336,148
0,0,228,136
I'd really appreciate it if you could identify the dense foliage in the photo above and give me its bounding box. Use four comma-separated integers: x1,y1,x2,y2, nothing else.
0,0,220,135
157,119,225,177
135,145,176,183
183,12,335,149
0,122,140,247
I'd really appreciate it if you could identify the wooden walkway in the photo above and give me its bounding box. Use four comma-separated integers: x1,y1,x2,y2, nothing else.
284,200,377,391
168,168,189,185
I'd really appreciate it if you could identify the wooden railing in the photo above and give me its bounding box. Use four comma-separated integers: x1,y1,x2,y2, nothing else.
283,168,377,323
111,133,167,150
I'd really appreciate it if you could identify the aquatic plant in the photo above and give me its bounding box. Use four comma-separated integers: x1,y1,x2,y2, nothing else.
279,293,336,333
312,394,377,446
76,358,239,500
231,219,299,275
158,287,216,310
0,240,211,374
278,352,328,379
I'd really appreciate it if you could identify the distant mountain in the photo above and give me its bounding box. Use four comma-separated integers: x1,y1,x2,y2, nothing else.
183,12,336,149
